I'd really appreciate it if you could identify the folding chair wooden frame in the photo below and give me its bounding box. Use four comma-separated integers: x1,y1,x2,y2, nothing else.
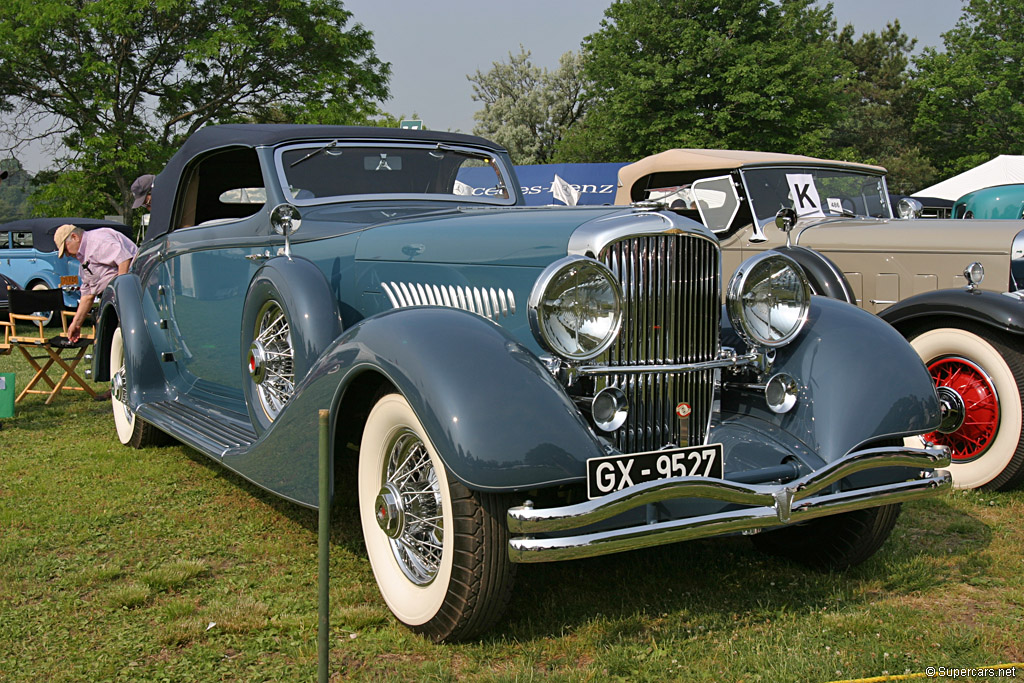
0,315,11,356
6,287,96,404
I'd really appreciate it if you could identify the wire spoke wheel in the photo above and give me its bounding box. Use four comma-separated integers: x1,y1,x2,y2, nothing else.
249,300,295,421
358,393,516,641
380,430,445,584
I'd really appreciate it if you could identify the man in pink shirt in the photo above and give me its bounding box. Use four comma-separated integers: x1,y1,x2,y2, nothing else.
54,223,138,343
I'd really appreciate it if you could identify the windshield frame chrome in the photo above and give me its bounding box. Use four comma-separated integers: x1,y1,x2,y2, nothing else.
738,164,893,235
272,140,518,207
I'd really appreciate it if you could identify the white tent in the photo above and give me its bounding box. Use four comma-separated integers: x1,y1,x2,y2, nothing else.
913,155,1024,200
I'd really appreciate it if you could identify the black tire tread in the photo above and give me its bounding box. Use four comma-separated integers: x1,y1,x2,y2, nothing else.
411,481,517,642
752,503,902,571
126,418,172,448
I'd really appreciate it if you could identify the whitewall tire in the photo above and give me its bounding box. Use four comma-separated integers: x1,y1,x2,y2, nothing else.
357,393,515,641
110,326,166,448
905,325,1024,491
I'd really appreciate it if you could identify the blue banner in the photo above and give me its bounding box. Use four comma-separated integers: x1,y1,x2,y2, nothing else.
458,163,627,206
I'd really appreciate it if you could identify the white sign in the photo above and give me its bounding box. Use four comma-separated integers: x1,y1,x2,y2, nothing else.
786,174,825,217
827,197,844,214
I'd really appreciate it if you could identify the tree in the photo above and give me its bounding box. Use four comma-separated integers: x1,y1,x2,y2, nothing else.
0,158,32,222
556,0,853,163
469,48,591,165
0,0,390,222
829,21,938,193
912,0,1024,178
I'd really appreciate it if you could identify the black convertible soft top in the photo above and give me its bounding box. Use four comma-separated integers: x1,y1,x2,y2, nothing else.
146,124,508,241
0,217,131,253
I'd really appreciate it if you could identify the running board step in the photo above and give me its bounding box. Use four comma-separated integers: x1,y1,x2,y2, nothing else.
138,400,256,456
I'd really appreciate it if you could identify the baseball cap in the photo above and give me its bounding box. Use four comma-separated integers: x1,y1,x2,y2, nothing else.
55,224,77,258
131,174,155,209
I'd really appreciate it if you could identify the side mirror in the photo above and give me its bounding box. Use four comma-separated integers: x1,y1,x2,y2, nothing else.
270,204,302,258
774,207,797,247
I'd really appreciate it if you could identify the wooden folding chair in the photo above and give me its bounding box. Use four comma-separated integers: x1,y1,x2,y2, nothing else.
6,287,97,404
0,315,11,356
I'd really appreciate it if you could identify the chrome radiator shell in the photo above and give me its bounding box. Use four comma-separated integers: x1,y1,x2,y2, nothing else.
595,231,721,451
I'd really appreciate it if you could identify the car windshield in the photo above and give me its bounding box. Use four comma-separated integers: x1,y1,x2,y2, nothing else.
276,142,513,204
742,167,891,225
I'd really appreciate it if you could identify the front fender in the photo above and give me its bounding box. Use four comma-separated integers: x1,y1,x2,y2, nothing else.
226,307,607,503
722,297,942,464
879,287,1024,336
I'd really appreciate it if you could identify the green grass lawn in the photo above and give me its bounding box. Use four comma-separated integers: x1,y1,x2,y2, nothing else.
1,348,1022,682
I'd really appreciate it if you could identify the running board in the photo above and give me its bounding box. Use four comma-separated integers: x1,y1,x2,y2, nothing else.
138,399,257,457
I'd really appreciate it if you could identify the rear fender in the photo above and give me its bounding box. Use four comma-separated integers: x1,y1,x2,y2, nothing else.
772,245,857,304
93,274,169,407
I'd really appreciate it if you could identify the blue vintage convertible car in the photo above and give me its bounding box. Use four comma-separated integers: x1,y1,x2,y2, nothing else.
92,124,951,641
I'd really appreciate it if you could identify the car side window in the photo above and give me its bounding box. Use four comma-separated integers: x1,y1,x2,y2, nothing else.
11,231,33,248
0,231,8,249
175,147,265,229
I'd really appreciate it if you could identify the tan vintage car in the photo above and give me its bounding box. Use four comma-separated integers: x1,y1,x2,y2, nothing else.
616,149,1024,491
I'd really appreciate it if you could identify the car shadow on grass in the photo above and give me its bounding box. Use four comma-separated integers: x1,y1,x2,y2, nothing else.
501,495,991,642
177,443,367,556
167,445,995,644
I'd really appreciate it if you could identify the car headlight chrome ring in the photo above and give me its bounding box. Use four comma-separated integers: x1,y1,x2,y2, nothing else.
726,252,811,348
529,256,623,361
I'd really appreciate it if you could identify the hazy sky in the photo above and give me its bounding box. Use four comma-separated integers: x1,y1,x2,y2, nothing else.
15,0,967,172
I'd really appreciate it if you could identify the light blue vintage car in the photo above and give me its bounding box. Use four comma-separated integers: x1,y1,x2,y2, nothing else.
0,217,132,322
93,124,951,641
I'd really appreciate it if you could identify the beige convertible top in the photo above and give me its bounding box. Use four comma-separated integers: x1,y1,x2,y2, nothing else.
615,149,887,203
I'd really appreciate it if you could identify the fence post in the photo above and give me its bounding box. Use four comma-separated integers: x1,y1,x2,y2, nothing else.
318,409,331,683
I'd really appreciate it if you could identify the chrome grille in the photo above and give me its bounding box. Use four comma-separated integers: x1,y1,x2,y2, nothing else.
598,234,720,451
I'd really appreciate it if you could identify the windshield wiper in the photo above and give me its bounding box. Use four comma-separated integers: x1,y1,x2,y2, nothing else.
290,140,340,168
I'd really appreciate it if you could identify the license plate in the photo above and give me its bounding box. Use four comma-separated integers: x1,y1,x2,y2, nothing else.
60,275,79,286
586,444,724,499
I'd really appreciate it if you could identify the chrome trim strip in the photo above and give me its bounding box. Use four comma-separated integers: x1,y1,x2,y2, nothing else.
506,445,950,563
578,353,758,376
384,281,517,320
567,209,718,259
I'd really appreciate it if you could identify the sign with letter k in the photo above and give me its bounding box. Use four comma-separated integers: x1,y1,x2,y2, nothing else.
785,173,825,218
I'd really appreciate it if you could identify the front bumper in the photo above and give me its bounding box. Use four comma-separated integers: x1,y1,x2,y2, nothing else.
507,444,951,563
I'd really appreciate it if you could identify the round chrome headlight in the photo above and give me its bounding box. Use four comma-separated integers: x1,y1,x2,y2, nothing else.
529,256,622,360
727,252,810,348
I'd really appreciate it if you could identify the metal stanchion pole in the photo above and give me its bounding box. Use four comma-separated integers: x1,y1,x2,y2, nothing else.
318,409,330,683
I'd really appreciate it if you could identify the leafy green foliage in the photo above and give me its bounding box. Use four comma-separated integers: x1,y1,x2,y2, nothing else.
829,21,939,194
912,0,1024,178
469,48,590,165
556,0,852,163
0,158,32,221
0,0,391,222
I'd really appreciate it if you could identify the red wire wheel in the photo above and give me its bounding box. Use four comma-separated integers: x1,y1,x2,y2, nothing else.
924,356,1000,462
